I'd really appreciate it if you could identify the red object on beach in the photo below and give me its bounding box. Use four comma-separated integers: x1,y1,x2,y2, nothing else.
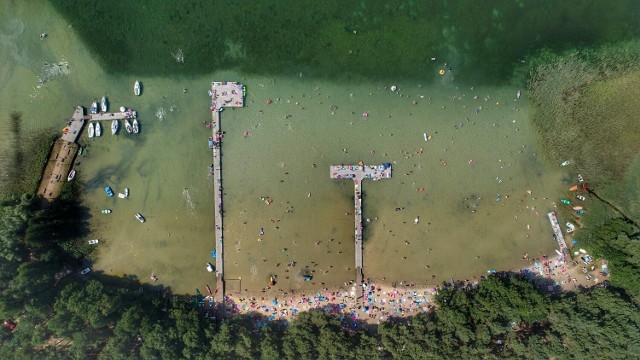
3,320,16,330
267,99,272,105
582,182,588,191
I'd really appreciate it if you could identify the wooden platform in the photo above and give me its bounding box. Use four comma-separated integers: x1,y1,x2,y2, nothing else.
210,81,245,304
85,109,136,121
330,163,392,304
36,139,78,201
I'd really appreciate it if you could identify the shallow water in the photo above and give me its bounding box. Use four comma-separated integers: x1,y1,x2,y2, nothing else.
0,1,568,294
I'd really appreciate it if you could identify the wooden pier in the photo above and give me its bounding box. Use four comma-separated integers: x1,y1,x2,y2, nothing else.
330,163,392,303
84,109,136,121
210,81,245,304
547,212,569,258
37,106,85,201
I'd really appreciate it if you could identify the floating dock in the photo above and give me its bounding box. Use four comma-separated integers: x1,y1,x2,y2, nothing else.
330,163,392,303
210,81,245,304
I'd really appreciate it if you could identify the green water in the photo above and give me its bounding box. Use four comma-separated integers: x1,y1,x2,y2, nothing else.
2,1,634,294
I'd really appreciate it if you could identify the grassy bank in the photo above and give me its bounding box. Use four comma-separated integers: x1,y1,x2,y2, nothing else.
525,40,640,223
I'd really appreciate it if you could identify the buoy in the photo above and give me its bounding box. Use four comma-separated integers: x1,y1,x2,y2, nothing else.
438,69,446,75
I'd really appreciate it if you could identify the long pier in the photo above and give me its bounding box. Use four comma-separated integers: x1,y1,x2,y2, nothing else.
330,163,392,303
547,211,569,258
210,82,244,303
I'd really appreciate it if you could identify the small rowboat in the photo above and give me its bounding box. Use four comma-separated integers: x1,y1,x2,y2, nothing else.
135,213,146,223
111,120,118,135
572,206,583,211
88,239,99,245
560,160,570,167
95,121,102,137
67,170,76,181
124,120,133,133
206,263,214,272
90,101,98,114
101,209,112,214
569,185,578,191
560,199,570,205
105,187,114,197
87,122,95,138
134,81,141,96
576,195,586,201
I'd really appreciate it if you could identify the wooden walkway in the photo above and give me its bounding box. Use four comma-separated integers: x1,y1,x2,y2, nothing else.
84,109,136,121
547,212,569,258
330,163,392,303
210,81,245,303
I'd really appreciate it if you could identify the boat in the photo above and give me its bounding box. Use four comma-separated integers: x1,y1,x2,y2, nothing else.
206,263,214,272
578,174,584,183
572,206,583,211
111,120,118,135
67,170,76,181
242,85,246,97
118,188,129,199
516,90,521,99
560,199,570,205
78,146,84,155
105,187,114,197
95,121,102,137
560,160,570,167
101,96,108,112
101,209,112,214
259,228,264,236
90,101,98,114
135,213,145,223
576,195,586,201
120,106,126,112
88,239,99,245
124,120,133,133
414,216,419,224
134,81,141,96
269,276,276,286
575,210,585,215
423,133,428,141
566,222,576,233
569,185,578,191
80,268,91,275
132,119,139,134
87,122,95,138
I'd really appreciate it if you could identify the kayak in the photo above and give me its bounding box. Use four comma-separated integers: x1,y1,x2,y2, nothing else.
572,206,583,211
560,199,570,205
569,185,578,191
105,187,114,197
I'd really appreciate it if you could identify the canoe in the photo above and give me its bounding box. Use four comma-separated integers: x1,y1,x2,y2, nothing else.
572,206,583,211
67,169,76,182
111,120,118,135
87,122,95,138
101,96,108,112
569,185,578,191
134,81,141,96
95,121,102,137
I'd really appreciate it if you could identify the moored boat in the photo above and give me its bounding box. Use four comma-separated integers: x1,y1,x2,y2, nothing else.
67,170,76,181
572,206,583,211
124,120,133,133
111,119,118,135
132,119,139,134
88,239,99,245
134,81,141,96
560,160,570,167
576,195,586,201
101,96,108,112
118,188,129,199
88,122,95,138
566,222,576,233
105,186,114,197
569,185,578,191
101,209,112,214
560,199,570,205
95,121,102,137
90,101,98,114
206,263,214,272
135,213,145,223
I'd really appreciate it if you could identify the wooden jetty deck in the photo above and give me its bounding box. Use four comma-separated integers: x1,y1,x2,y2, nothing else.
330,163,392,303
210,81,245,304
37,106,85,201
84,109,136,121
547,212,569,258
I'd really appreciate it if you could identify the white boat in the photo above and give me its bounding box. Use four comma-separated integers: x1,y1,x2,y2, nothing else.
423,133,428,141
578,174,584,183
95,121,102,137
206,263,214,272
135,213,145,223
90,101,98,114
560,160,570,167
132,119,139,134
118,188,129,199
111,120,118,135
80,268,91,275
101,96,108,112
566,222,576,233
67,170,76,182
516,90,521,99
88,239,99,245
576,195,586,201
134,81,141,96
101,209,112,214
124,120,133,133
87,122,95,138
119,106,126,113
414,216,419,224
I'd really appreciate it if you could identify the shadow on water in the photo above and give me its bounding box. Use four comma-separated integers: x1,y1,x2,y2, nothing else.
48,0,640,84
